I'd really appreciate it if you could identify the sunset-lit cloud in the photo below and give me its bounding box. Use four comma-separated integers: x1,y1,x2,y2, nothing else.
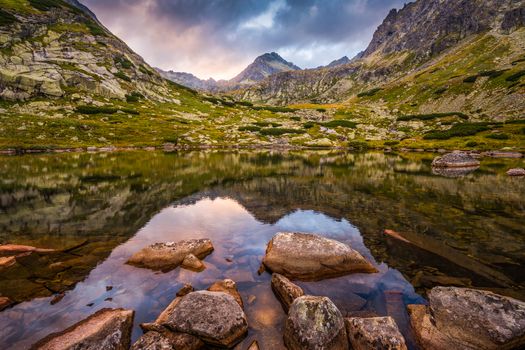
83,0,405,80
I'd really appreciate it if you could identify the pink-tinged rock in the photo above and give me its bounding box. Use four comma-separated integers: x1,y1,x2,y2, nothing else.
507,168,525,176
346,316,408,350
31,308,134,350
262,232,377,281
127,239,214,272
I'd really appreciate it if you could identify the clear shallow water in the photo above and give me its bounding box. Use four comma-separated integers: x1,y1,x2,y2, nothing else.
0,150,524,349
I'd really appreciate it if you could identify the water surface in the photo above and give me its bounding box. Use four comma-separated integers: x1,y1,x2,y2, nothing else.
0,150,524,349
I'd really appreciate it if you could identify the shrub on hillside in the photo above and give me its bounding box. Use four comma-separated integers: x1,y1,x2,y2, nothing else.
321,120,357,128
357,88,381,98
259,128,305,136
423,123,490,140
485,133,509,140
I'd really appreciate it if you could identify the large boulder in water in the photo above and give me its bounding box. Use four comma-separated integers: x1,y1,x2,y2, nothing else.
431,152,480,168
31,308,134,350
127,239,213,272
346,316,408,350
262,232,376,281
408,287,525,350
284,295,348,350
161,291,248,348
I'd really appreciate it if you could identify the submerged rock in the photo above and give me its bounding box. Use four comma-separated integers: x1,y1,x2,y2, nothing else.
408,287,525,350
207,279,244,309
431,152,480,168
346,316,408,350
0,296,13,311
271,273,304,313
284,295,348,350
507,168,525,176
127,239,214,272
31,308,134,350
161,291,248,348
131,330,204,350
262,232,376,280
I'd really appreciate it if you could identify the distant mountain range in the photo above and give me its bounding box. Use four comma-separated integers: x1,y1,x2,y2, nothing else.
157,52,301,92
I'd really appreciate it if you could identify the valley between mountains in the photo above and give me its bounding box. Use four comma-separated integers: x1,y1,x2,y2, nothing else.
0,0,524,152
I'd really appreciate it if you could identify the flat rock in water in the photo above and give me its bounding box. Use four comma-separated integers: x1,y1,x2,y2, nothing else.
161,291,248,348
262,232,376,280
207,279,244,309
507,168,525,176
31,308,134,350
431,152,480,168
284,295,348,350
127,239,214,272
271,273,304,313
346,316,408,350
131,330,204,350
408,287,525,350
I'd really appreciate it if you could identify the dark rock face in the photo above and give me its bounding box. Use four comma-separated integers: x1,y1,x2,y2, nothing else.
271,273,304,313
31,308,134,350
161,291,248,348
127,239,214,272
262,232,377,281
346,316,408,350
431,152,480,168
408,287,525,350
284,296,348,350
363,0,522,59
501,7,525,33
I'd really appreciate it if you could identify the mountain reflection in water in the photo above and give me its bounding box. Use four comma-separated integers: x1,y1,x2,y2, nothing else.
0,150,523,349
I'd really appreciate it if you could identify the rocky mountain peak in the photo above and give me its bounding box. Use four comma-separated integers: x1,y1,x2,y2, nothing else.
230,52,301,84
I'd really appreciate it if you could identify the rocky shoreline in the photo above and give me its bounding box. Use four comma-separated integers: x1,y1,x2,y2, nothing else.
15,232,525,350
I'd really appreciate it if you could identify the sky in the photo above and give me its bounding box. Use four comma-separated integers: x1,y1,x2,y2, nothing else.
83,0,406,80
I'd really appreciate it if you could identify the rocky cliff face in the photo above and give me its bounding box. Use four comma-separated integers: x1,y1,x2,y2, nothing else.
362,0,523,59
237,0,525,108
156,69,219,92
0,0,171,101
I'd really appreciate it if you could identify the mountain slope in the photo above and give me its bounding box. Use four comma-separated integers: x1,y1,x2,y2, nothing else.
0,0,170,101
158,52,300,92
236,0,525,116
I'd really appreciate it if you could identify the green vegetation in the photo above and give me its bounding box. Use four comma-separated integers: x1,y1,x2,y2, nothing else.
125,92,144,103
114,56,133,69
113,71,131,82
236,101,254,107
259,128,305,136
485,133,510,140
303,122,316,129
75,106,119,114
434,87,448,94
465,141,478,147
348,140,369,150
238,126,261,132
478,70,505,78
384,140,400,146
253,121,281,127
0,8,18,26
463,75,478,83
424,123,490,140
321,120,357,128
506,70,525,82
29,0,62,11
357,88,381,97
251,106,296,113
397,112,468,122
84,20,106,36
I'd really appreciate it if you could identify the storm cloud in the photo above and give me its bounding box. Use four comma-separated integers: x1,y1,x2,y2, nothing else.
83,0,406,79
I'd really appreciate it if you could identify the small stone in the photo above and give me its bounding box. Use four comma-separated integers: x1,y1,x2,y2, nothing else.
181,254,206,272
31,308,134,350
271,273,304,313
106,286,113,291
247,340,259,350
346,316,408,350
207,279,243,309
176,283,194,297
284,296,348,350
507,168,525,176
